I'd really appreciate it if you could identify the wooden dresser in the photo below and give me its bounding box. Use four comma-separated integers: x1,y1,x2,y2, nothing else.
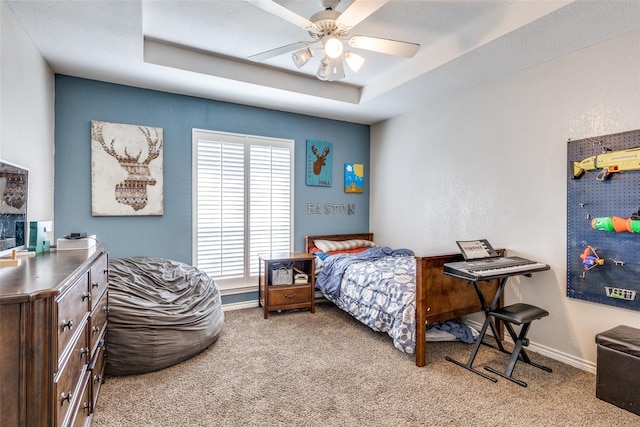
0,245,109,427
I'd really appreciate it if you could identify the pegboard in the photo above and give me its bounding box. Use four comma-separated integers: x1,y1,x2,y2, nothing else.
567,129,640,311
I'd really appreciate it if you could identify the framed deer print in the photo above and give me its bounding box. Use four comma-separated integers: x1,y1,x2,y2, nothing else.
91,120,164,216
306,139,332,187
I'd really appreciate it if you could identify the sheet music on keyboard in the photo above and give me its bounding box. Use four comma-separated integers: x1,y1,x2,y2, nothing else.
443,256,550,280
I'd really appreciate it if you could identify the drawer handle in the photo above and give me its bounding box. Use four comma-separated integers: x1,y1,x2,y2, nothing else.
61,319,74,331
60,391,72,406
285,293,297,298
79,347,90,358
92,281,101,289
83,401,92,413
94,374,103,384
103,305,110,313
82,291,92,301
92,326,101,334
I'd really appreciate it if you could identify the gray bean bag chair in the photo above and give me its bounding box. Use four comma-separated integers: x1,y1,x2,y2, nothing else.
106,257,224,376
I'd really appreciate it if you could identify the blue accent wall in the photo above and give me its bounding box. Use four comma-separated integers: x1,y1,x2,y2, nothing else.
54,75,370,274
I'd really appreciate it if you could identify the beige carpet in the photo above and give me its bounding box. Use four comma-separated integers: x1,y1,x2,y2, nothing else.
92,302,638,426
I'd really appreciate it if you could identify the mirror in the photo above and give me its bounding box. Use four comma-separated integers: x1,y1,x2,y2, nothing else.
0,160,28,256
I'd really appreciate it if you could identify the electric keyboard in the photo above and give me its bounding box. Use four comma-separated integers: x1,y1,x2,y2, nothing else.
443,256,549,281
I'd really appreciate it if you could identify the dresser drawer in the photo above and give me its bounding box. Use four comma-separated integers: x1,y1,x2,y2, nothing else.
72,373,92,427
57,274,90,360
55,326,89,427
89,254,109,310
89,291,108,355
90,339,107,412
268,285,312,306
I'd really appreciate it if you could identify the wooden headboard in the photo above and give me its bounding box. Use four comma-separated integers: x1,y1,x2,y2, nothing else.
305,233,374,252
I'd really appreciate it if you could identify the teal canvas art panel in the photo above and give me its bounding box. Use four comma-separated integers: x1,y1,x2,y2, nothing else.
344,163,364,193
306,140,332,186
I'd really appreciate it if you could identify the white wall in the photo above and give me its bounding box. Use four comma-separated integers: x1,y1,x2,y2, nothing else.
371,30,640,370
1,0,54,223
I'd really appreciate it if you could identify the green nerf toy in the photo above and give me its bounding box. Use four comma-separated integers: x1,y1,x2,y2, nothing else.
592,212,640,233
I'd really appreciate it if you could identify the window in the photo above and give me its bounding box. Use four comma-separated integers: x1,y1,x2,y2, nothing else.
193,129,294,294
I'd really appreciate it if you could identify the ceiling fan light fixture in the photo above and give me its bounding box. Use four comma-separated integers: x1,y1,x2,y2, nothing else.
328,57,345,81
317,56,346,81
317,57,330,81
322,35,343,59
292,47,313,68
248,0,422,82
343,51,365,73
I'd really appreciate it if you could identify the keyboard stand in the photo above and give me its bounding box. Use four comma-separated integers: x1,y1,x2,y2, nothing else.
444,266,552,386
445,276,510,383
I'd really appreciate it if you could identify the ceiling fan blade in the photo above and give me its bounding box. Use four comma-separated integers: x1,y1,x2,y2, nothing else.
249,41,310,62
247,0,319,33
336,0,389,30
348,35,420,58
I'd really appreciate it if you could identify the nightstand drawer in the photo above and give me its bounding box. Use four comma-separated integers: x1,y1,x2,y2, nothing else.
268,285,312,306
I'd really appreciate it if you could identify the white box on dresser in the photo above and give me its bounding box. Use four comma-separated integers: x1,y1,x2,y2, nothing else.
57,235,97,251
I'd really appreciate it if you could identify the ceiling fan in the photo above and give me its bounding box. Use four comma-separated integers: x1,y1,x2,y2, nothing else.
247,0,420,81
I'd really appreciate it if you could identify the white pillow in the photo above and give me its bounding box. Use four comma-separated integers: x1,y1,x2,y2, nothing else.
313,239,376,253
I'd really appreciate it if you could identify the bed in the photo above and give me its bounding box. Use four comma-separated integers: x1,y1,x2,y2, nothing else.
305,233,503,367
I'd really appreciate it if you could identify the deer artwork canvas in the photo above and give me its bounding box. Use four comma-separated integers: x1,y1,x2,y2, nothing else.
91,120,163,216
306,140,332,187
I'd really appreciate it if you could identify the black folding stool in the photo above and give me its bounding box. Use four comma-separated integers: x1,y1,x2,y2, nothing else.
483,302,553,387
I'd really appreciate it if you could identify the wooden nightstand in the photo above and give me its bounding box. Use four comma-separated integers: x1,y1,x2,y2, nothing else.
259,252,315,319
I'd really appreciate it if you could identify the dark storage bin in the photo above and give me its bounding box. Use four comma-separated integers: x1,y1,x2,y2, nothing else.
595,325,640,415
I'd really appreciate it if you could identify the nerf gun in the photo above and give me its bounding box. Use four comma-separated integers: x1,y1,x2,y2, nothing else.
572,147,640,181
591,209,640,233
580,246,604,270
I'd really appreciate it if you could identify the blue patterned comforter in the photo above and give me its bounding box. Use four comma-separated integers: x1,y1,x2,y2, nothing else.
315,248,417,353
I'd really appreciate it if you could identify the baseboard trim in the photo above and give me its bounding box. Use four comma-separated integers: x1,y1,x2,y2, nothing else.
526,340,596,374
221,300,259,311
465,319,596,374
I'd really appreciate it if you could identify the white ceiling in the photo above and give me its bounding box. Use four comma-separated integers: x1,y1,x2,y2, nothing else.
7,0,640,124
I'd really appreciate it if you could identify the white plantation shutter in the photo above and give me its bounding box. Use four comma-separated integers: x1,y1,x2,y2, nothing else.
193,129,293,293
